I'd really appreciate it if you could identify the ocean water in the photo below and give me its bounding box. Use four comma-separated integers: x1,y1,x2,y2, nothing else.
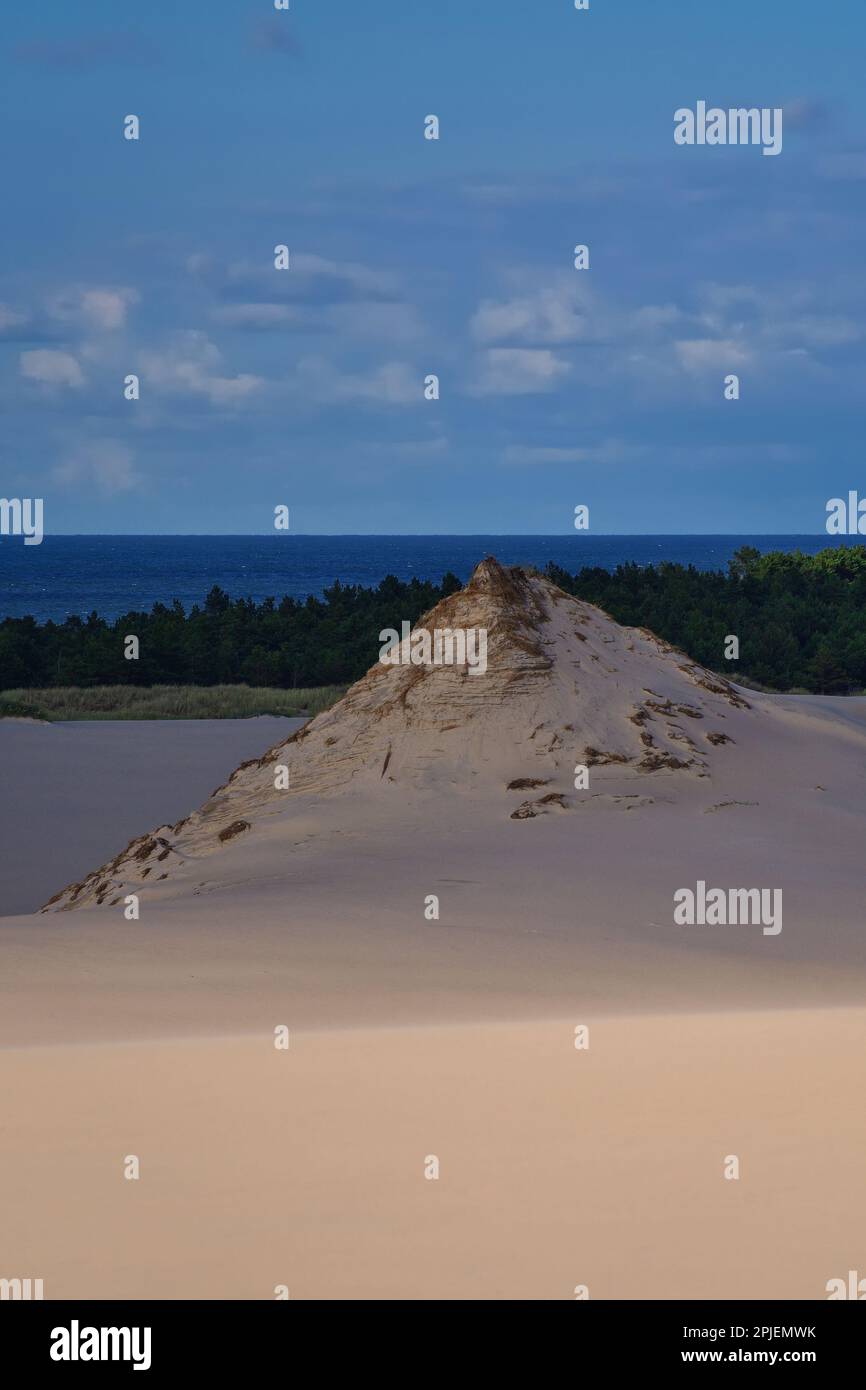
0,534,856,624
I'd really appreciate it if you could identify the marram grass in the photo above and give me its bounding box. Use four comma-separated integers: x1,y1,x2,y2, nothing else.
0,684,345,722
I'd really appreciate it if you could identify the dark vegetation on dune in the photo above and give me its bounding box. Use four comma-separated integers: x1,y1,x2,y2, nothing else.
1,546,864,698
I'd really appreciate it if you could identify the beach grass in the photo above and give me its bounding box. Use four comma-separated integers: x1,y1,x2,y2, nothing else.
0,684,346,722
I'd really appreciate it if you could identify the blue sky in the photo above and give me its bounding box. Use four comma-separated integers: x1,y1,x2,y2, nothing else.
1,0,865,533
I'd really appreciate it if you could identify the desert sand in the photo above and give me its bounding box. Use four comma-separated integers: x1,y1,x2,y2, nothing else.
2,560,864,1298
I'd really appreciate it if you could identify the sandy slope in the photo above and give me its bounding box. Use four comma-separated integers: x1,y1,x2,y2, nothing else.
2,561,865,1299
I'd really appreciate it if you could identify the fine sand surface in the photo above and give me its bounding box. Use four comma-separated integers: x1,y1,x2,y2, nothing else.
2,564,865,1298
0,716,301,916
1,1013,863,1300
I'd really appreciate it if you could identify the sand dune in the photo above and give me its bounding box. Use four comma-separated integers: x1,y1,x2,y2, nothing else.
41,559,866,936
3,560,865,1298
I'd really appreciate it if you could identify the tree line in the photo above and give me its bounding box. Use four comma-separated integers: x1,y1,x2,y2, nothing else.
547,544,866,694
1,546,864,695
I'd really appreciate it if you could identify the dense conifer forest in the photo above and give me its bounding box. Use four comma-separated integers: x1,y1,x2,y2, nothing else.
2,546,864,696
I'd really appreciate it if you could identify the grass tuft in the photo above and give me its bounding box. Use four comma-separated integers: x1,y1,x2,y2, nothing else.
0,684,345,722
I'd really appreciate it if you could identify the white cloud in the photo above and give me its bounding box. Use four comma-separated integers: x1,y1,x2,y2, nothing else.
48,286,139,330
211,300,422,341
139,331,264,406
693,282,861,354
629,303,688,334
80,288,139,330
51,441,140,494
468,274,862,398
20,349,85,387
295,356,420,405
215,252,401,302
211,303,299,329
674,338,752,373
503,440,638,467
266,252,399,298
468,348,570,396
504,445,594,466
471,286,591,346
775,316,861,349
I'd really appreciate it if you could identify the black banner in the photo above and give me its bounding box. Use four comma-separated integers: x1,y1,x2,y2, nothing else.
2,1299,861,1375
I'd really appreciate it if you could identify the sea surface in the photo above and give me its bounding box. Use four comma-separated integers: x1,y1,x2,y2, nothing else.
0,534,855,624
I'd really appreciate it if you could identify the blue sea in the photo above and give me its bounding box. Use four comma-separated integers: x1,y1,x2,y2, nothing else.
0,535,856,624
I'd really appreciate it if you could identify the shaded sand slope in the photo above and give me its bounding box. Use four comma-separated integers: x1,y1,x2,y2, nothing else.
2,807,866,1049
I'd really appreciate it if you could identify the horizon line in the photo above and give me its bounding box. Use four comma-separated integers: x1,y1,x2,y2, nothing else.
11,532,843,541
